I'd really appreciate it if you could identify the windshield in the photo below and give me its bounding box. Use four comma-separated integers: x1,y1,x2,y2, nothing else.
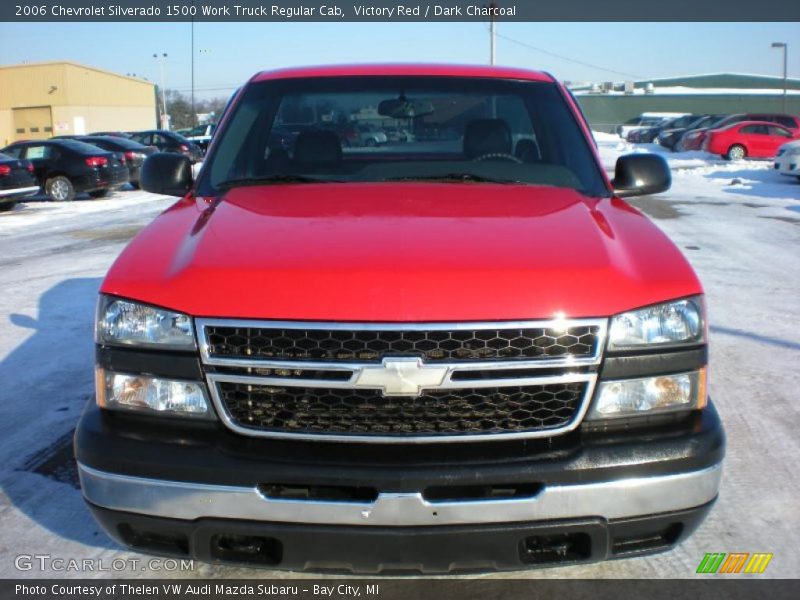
197,76,608,197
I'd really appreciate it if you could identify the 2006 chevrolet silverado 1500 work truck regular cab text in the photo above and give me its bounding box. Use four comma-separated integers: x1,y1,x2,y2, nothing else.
75,65,725,573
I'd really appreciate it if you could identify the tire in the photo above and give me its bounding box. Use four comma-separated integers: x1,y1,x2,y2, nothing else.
726,145,746,161
45,176,75,202
130,182,140,190
0,201,17,213
88,189,110,199
365,138,377,147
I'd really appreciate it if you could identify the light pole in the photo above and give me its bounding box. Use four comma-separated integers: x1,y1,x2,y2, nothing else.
153,53,168,129
771,42,788,113
489,2,497,65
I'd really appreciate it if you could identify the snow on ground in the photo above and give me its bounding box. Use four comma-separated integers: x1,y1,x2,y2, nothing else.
0,147,799,578
594,131,726,171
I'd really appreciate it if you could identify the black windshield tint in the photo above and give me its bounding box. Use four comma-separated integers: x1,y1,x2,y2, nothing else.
197,76,608,197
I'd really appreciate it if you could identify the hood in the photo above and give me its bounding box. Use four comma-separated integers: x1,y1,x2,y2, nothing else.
102,184,702,321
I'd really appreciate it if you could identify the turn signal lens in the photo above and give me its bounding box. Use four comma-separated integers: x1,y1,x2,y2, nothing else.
96,369,212,419
587,368,707,420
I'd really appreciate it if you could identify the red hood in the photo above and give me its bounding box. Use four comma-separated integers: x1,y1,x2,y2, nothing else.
102,184,702,321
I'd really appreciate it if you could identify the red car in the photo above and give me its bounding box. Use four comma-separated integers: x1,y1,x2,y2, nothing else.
682,113,800,152
76,64,723,573
704,120,800,160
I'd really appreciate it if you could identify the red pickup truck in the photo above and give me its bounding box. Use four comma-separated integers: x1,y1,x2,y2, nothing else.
76,64,724,573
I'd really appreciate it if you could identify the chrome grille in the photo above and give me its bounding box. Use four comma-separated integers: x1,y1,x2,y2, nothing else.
216,382,587,436
203,323,600,362
197,318,606,443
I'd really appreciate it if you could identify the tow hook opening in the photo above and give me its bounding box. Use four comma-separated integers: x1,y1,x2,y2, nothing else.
518,532,592,564
612,523,684,555
117,524,189,556
210,534,283,565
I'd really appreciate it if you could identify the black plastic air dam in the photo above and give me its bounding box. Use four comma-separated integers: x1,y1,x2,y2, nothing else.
74,401,725,490
87,502,715,574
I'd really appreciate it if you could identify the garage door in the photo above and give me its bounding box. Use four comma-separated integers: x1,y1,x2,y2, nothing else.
12,106,53,141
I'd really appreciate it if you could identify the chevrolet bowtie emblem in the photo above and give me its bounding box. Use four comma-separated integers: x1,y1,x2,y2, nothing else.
353,357,449,396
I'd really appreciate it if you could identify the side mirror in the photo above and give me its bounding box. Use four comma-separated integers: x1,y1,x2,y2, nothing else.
140,152,193,197
612,154,671,197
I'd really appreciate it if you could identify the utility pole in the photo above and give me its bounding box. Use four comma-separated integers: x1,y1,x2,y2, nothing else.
153,53,168,129
489,2,497,65
771,42,788,113
191,2,196,128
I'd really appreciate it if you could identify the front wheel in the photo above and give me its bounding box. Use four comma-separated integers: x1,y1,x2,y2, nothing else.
0,201,17,213
45,176,75,202
88,189,110,199
365,138,377,147
725,145,746,161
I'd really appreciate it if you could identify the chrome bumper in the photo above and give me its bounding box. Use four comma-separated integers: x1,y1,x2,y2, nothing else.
79,462,722,527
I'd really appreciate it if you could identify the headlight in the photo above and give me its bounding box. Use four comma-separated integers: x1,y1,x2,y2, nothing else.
587,369,707,420
608,297,704,351
96,368,213,419
96,296,195,350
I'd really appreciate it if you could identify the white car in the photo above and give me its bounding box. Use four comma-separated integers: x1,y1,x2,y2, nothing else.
774,140,800,181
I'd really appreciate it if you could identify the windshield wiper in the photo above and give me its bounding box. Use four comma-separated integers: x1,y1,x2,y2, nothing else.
383,173,522,184
216,174,343,189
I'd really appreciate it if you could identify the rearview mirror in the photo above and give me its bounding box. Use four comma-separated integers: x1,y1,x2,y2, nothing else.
378,98,435,119
141,152,193,197
612,154,671,197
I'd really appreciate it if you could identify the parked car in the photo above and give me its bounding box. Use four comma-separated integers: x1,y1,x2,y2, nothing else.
681,113,800,152
0,139,129,201
657,115,727,151
0,152,39,211
90,131,134,139
342,123,389,147
625,114,697,144
78,64,724,573
616,112,689,138
774,140,800,181
384,126,415,143
184,123,217,153
128,130,203,163
78,136,157,188
704,121,799,160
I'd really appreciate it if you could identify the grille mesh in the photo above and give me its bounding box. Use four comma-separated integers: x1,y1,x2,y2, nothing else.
216,382,586,436
205,325,599,362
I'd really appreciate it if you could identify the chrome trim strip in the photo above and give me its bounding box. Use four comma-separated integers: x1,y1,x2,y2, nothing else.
79,462,722,526
195,317,609,369
0,185,39,198
206,374,597,443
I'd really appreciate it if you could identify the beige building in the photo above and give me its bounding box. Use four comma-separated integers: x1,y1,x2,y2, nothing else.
0,61,156,146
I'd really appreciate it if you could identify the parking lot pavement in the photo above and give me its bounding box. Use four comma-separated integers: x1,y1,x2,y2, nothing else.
0,161,798,579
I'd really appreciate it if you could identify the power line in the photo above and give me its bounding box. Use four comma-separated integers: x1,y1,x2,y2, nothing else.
495,32,647,80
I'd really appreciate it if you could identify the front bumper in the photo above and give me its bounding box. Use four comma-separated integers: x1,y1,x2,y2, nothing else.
775,156,798,176
75,401,724,572
87,502,715,573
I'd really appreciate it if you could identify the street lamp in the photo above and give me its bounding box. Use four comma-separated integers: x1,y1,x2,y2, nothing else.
153,53,169,130
771,42,788,113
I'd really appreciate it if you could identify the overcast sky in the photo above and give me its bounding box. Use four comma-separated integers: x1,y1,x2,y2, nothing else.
1,22,798,100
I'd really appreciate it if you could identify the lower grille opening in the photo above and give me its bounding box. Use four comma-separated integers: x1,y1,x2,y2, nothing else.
424,482,543,502
518,533,592,564
118,524,189,556
612,523,683,555
210,534,283,566
258,483,379,503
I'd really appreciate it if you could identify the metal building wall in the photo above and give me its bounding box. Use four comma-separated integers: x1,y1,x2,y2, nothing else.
0,62,156,145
